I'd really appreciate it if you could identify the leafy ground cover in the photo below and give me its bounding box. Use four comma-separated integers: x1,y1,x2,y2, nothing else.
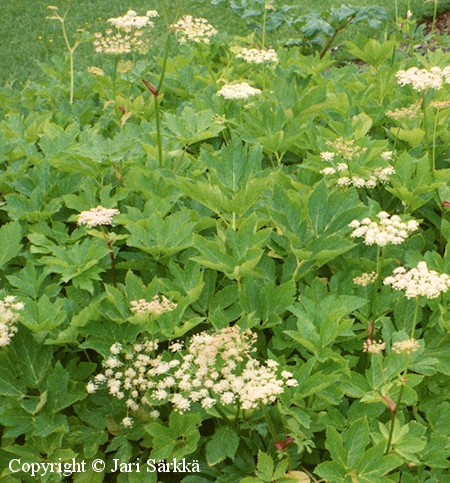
1,1,450,482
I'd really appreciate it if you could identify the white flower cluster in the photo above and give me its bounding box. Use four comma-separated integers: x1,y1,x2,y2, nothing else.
353,271,378,287
217,82,262,100
171,15,217,44
93,30,145,55
107,10,159,31
77,206,120,227
0,296,24,347
363,339,385,354
319,139,395,189
130,295,177,316
235,48,278,64
392,338,420,354
322,169,395,189
326,138,366,160
349,212,419,247
396,66,450,92
86,327,297,426
384,262,450,299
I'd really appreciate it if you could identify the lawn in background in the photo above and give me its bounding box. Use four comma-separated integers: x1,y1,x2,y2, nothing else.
2,0,450,86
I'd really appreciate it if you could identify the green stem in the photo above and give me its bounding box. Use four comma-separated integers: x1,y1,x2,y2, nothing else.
197,45,216,83
154,96,163,168
157,32,172,92
262,4,268,50
112,56,118,109
431,0,439,34
385,356,410,455
60,20,75,104
263,405,279,443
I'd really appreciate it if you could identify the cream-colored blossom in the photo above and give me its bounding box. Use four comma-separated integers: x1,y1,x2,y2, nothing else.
384,261,450,298
217,82,261,100
0,296,23,347
86,327,296,423
93,30,145,54
77,206,119,227
354,272,378,287
108,10,158,30
349,212,419,247
363,339,386,354
320,151,335,161
130,295,177,315
87,66,105,76
171,15,217,44
392,338,420,354
396,67,443,91
235,48,278,64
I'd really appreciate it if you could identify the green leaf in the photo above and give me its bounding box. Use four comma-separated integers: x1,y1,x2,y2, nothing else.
10,327,53,388
145,412,201,461
0,221,22,269
256,451,274,482
46,361,84,413
206,425,240,465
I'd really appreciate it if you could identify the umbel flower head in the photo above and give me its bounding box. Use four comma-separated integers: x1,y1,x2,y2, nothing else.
93,29,145,55
392,338,420,354
349,211,419,247
170,15,217,44
396,66,450,92
384,261,450,299
86,326,297,427
107,9,159,31
77,206,120,227
0,296,24,347
319,138,395,189
235,48,278,64
217,82,262,100
353,271,378,287
130,295,178,315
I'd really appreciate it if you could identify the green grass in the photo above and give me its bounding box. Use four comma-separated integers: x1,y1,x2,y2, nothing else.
1,0,450,86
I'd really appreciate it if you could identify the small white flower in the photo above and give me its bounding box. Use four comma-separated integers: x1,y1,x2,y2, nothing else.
349,212,419,247
392,338,420,354
320,151,335,161
235,48,278,64
320,167,336,175
396,67,443,91
384,262,450,299
77,206,119,227
110,343,122,355
217,82,261,100
122,416,133,427
171,15,217,44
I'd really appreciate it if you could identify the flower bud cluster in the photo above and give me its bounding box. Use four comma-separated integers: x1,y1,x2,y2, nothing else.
0,296,24,347
353,271,378,287
130,295,177,316
396,66,450,92
383,261,450,299
77,206,120,227
170,15,217,44
235,48,278,64
217,82,262,100
392,338,420,354
363,339,385,354
86,326,297,426
349,212,419,247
